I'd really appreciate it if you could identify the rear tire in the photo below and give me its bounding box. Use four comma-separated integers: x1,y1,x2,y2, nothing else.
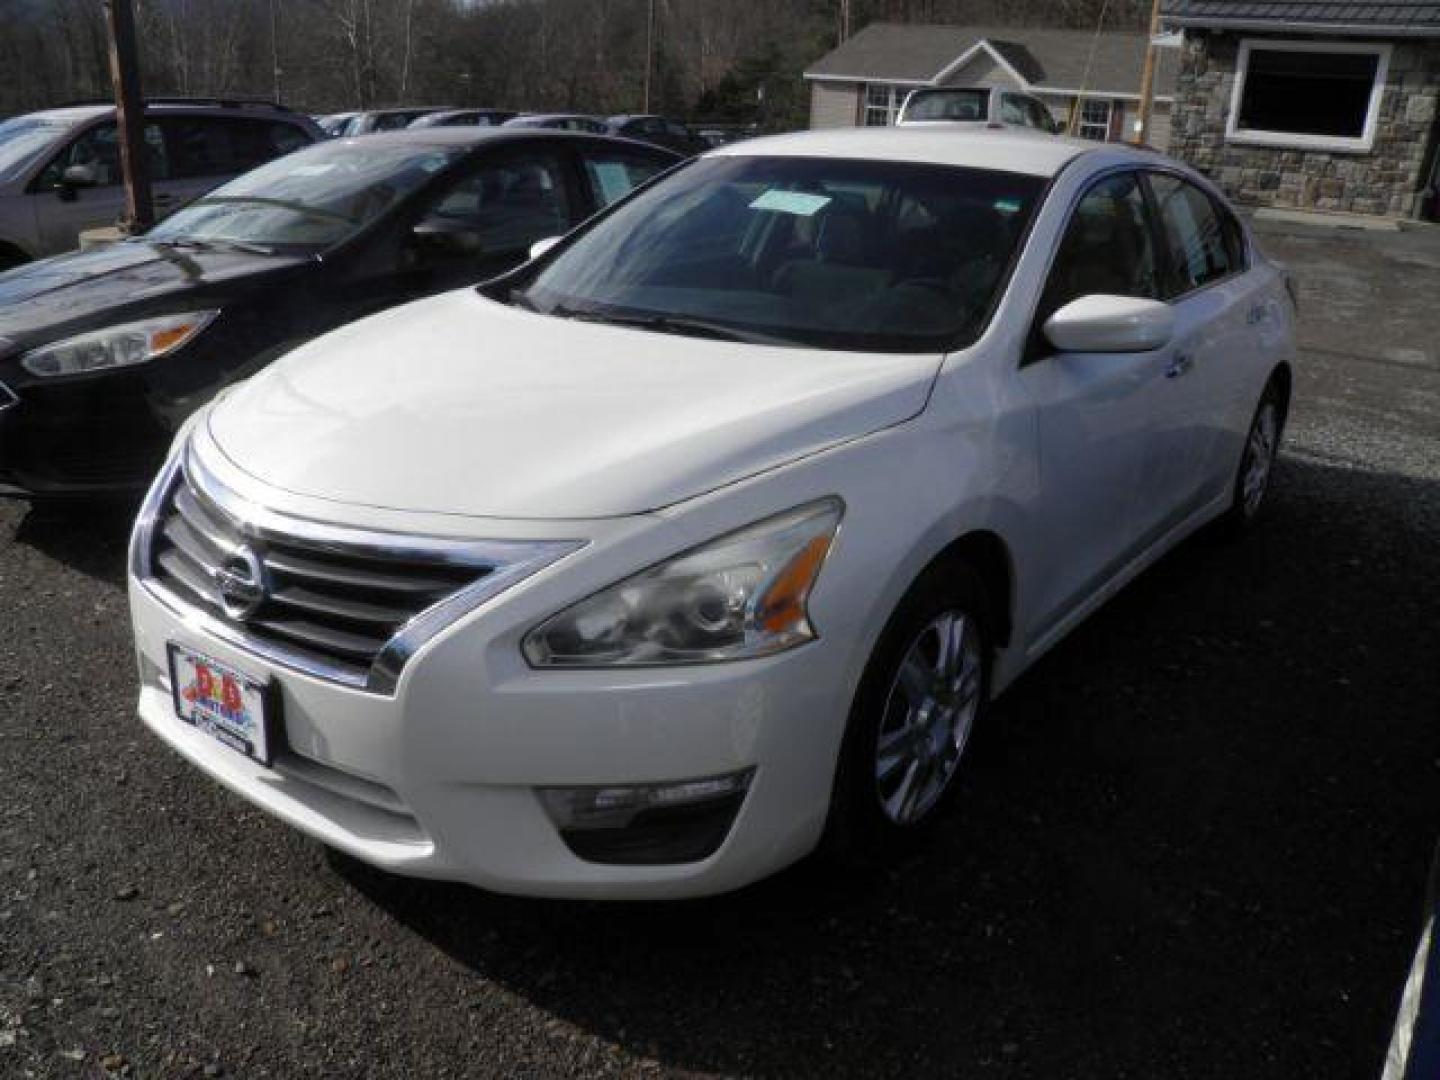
1217,379,1286,535
822,561,992,867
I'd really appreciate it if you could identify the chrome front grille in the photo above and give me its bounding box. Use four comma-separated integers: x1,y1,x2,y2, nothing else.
135,443,579,694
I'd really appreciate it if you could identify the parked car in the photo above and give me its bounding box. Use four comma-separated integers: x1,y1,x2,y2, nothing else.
127,127,1296,899
340,107,454,136
695,126,753,148
504,113,611,134
897,86,1059,133
409,109,518,129
315,111,358,137
0,98,321,267
0,129,678,498
605,113,707,156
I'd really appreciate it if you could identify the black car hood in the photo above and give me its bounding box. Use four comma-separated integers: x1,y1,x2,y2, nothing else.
0,242,312,340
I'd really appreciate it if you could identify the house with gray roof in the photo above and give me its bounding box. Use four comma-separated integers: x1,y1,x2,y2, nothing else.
1161,0,1440,218
803,23,1177,149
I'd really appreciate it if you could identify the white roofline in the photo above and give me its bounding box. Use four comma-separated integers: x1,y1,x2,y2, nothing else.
1164,16,1440,37
932,39,1032,87
805,72,928,84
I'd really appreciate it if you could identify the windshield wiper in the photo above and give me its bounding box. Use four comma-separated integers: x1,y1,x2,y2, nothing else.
150,236,277,257
548,305,784,345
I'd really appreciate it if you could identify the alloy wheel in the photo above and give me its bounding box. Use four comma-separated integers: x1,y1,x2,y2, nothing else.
874,610,983,826
1242,401,1279,518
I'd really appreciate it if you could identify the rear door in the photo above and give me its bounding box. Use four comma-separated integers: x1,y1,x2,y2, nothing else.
1142,170,1258,515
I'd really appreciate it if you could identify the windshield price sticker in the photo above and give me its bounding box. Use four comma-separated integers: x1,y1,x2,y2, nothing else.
749,190,832,217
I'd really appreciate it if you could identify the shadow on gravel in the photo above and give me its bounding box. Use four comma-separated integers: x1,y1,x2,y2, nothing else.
218,457,1440,1076
331,455,1440,1079
7,500,137,587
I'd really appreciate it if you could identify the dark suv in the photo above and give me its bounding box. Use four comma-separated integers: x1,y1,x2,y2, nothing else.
0,98,322,268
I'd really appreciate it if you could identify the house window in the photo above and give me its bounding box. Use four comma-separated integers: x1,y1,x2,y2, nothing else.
863,84,907,126
1226,39,1391,152
1076,98,1111,141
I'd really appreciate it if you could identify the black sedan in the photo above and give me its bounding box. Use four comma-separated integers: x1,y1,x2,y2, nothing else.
0,128,680,498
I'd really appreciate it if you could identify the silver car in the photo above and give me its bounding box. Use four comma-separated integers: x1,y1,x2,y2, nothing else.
0,100,321,269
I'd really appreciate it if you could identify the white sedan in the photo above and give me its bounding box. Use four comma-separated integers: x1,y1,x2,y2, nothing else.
127,128,1296,898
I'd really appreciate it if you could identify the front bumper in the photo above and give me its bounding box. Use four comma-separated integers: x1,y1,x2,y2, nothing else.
128,536,852,900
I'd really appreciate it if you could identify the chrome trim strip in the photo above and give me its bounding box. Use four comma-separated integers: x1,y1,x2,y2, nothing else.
133,437,584,696
0,382,17,411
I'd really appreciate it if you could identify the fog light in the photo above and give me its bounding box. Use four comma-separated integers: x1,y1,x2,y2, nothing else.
538,770,754,866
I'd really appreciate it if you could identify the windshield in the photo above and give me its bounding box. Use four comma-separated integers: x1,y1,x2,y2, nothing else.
0,116,73,183
901,89,990,123
517,155,1044,353
146,140,460,252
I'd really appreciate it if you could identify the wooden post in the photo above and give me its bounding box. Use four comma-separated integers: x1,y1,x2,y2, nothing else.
104,0,153,234
1135,0,1163,145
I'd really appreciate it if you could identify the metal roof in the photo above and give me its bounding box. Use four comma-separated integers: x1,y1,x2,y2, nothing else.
803,23,1178,98
1160,0,1440,34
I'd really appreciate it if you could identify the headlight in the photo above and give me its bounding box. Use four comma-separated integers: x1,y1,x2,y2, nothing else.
523,498,843,667
21,310,219,377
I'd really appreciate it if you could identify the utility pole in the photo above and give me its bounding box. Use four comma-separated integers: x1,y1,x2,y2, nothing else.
270,0,283,103
1135,0,1163,145
104,0,153,234
643,0,657,113
839,0,852,43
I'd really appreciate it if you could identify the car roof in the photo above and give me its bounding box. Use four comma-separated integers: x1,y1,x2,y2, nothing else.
513,113,604,123
327,127,679,154
17,103,312,125
708,126,1125,178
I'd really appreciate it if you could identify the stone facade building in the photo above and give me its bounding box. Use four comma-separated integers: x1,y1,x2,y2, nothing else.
1161,1,1440,220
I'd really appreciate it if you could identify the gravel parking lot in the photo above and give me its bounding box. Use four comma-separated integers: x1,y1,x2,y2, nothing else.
2,216,1438,1079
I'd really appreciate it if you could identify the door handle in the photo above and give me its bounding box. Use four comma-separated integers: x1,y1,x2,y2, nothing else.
1165,352,1194,379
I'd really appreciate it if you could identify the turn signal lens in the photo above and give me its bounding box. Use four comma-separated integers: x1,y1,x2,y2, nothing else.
523,498,843,667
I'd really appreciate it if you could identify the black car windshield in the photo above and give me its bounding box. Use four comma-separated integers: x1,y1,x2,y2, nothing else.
0,117,73,183
903,89,990,122
518,156,1044,353
146,141,461,251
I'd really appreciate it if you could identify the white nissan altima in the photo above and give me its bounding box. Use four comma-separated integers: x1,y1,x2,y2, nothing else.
127,128,1296,898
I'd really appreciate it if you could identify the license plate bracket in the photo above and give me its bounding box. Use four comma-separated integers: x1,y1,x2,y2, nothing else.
167,643,278,767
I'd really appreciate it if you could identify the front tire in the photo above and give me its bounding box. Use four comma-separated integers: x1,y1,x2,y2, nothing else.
823,562,992,866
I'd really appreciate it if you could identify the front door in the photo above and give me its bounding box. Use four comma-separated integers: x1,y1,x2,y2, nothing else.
1020,170,1184,640
30,120,166,255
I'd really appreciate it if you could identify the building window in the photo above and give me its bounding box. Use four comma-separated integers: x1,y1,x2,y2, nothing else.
1226,39,1391,152
863,83,907,126
1076,98,1111,140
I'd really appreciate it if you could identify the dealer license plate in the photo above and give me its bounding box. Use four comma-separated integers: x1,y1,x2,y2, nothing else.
168,644,275,766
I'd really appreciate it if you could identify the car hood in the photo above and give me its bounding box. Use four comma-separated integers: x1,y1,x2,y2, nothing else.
0,242,308,339
206,290,943,520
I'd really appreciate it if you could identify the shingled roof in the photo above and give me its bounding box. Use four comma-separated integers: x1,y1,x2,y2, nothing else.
1160,0,1440,34
804,23,1177,98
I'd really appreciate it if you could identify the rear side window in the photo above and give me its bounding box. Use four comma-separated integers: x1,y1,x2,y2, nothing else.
226,120,309,172
1148,173,1237,296
162,118,230,179
1000,95,1028,126
580,149,669,208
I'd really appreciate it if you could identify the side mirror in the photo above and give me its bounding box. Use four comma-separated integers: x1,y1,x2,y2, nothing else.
528,235,562,261
410,218,483,257
62,163,100,188
1043,295,1175,353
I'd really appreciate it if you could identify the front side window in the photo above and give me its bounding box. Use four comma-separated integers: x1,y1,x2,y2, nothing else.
417,152,569,258
516,155,1044,353
35,121,169,188
1076,98,1112,141
1148,173,1235,296
146,140,460,251
1229,40,1388,149
863,84,908,126
1039,171,1160,326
